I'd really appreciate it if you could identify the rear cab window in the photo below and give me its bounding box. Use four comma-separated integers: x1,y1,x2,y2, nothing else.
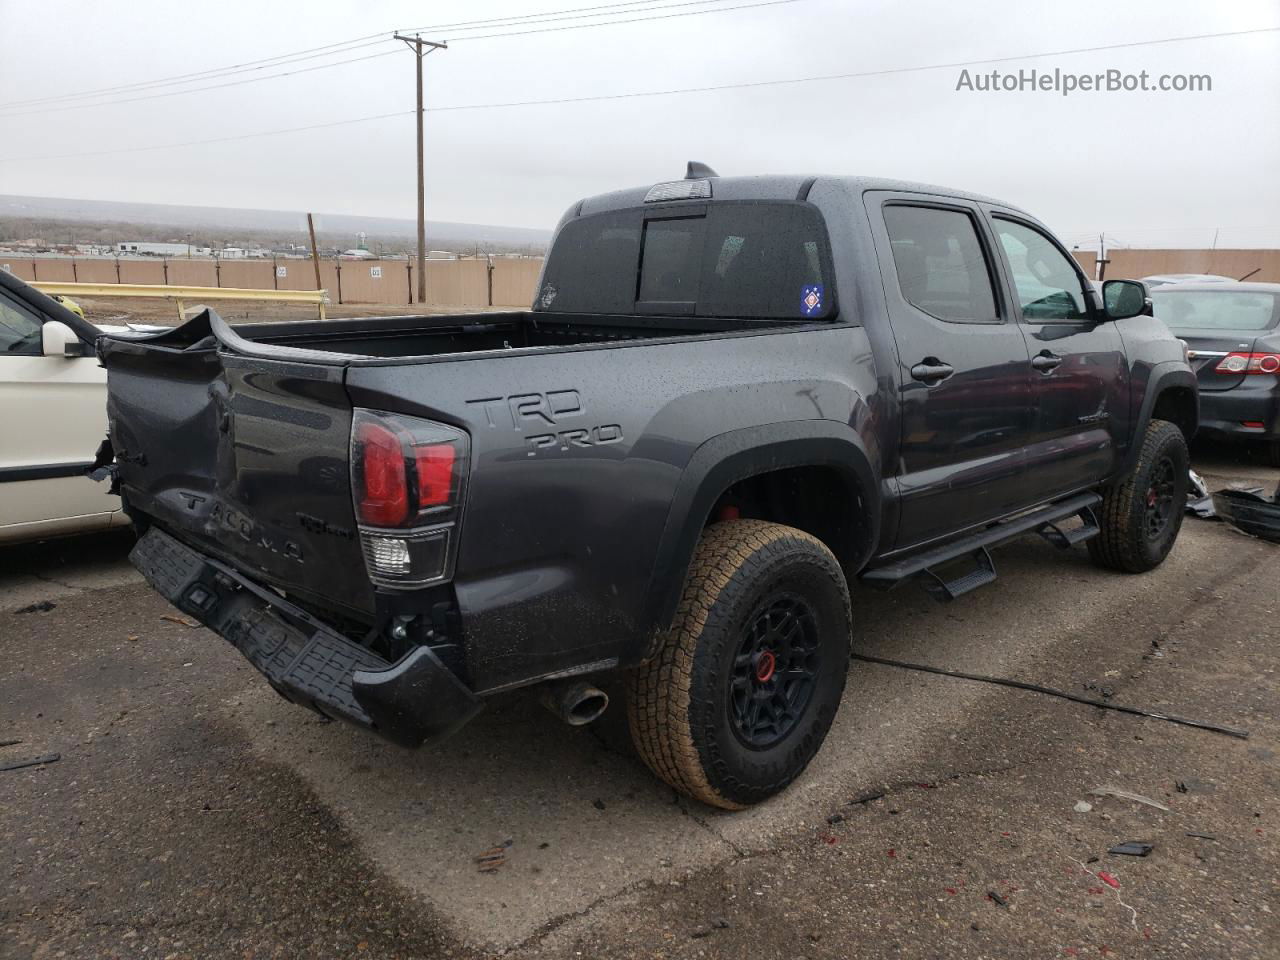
536,201,835,321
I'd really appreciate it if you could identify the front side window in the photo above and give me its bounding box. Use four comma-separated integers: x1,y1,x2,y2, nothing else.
993,219,1088,321
0,293,42,355
883,204,998,323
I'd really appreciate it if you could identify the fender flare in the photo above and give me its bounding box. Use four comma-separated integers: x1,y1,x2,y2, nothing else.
640,420,880,644
1122,362,1199,475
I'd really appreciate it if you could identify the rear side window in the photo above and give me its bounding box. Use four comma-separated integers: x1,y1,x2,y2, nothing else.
883,205,998,323
536,201,834,320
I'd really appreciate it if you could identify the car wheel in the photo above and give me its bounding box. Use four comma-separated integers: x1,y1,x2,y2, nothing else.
627,520,851,809
1088,419,1189,573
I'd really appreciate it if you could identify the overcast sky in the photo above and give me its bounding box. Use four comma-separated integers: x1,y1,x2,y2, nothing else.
2,0,1277,249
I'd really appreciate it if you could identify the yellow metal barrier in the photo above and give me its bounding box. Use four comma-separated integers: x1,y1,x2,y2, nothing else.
30,281,329,322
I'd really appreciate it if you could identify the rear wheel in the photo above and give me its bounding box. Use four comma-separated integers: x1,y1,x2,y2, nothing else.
1088,419,1189,573
1264,439,1280,468
627,520,851,809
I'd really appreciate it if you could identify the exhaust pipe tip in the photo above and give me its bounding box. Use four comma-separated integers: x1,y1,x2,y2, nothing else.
540,679,609,726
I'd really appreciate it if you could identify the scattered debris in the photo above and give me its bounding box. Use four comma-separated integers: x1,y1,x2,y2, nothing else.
1073,859,1138,931
475,839,514,873
13,600,56,614
987,891,1008,907
852,654,1249,740
1186,470,1216,519
1185,832,1216,841
1091,785,1171,812
160,614,201,628
850,790,885,805
1175,781,1188,793
826,812,846,825
0,752,61,772
1108,842,1154,857
0,738,22,748
592,798,606,811
1211,482,1280,543
1074,800,1093,813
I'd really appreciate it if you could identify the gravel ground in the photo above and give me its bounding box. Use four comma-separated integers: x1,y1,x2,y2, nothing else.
1,446,1277,959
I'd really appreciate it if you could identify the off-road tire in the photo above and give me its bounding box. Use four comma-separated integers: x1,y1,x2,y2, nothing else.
1264,439,1280,469
627,520,851,809
1088,419,1189,573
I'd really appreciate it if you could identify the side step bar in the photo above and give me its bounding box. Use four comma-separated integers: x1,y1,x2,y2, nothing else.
861,493,1102,601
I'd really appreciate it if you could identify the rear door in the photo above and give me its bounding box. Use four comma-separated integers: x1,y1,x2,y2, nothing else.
866,193,1034,549
0,286,117,540
986,214,1127,498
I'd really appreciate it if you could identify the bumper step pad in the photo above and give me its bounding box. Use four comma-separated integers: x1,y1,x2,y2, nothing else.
130,526,482,746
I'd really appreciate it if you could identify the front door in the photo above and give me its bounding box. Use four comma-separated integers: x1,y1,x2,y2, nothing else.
866,194,1034,550
986,215,1127,498
0,288,116,539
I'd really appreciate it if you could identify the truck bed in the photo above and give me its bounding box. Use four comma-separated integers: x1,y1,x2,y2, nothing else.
232,309,782,361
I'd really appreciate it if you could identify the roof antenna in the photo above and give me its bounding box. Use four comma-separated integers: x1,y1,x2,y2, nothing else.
685,161,719,180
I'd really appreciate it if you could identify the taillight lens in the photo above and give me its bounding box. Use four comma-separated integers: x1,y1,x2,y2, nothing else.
1215,352,1280,375
351,409,469,589
355,420,410,526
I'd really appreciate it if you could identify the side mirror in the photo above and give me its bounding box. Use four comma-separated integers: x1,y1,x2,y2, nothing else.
42,320,87,357
1101,279,1152,321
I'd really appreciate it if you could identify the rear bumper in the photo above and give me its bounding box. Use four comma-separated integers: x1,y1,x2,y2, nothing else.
130,526,483,747
1197,386,1280,442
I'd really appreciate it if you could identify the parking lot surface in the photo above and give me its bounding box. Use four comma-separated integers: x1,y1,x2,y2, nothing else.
2,447,1277,959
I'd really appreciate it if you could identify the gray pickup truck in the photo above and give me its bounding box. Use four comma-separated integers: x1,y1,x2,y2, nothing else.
99,165,1197,808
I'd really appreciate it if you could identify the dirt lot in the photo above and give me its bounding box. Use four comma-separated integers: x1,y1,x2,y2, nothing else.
2,447,1277,959
72,295,506,327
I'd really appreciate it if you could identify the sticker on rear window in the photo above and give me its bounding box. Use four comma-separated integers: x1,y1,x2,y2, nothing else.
801,284,824,316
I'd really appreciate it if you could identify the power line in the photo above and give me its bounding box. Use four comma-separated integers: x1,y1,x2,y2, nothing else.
0,48,404,118
2,25,1277,163
0,0,756,111
442,0,796,42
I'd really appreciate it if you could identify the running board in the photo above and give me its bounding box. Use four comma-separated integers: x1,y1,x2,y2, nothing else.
861,492,1102,601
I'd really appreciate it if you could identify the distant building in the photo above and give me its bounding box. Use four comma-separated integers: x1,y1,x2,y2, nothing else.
115,241,195,257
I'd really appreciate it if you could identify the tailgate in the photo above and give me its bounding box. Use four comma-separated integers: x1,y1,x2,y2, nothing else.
100,320,374,617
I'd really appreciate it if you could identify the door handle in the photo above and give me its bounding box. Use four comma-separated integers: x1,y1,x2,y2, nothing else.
910,358,955,384
1031,351,1062,373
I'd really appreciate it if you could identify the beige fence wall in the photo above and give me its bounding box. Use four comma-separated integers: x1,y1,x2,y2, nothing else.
0,256,545,308
1072,249,1278,283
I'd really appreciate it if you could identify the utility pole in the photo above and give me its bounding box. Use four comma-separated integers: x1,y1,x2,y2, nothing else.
394,32,447,305
307,213,324,320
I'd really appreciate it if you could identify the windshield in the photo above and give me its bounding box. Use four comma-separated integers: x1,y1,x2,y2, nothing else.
1151,290,1280,331
536,201,835,320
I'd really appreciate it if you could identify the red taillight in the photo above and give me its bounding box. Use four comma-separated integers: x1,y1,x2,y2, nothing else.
352,410,467,530
1215,352,1280,375
414,444,456,507
356,421,410,526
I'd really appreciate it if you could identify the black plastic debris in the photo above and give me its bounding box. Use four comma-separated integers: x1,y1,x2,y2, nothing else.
1108,842,1154,857
0,752,61,772
1212,482,1280,543
13,600,56,615
987,891,1008,907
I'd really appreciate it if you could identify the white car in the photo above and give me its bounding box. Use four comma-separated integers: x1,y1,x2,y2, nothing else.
0,271,135,544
